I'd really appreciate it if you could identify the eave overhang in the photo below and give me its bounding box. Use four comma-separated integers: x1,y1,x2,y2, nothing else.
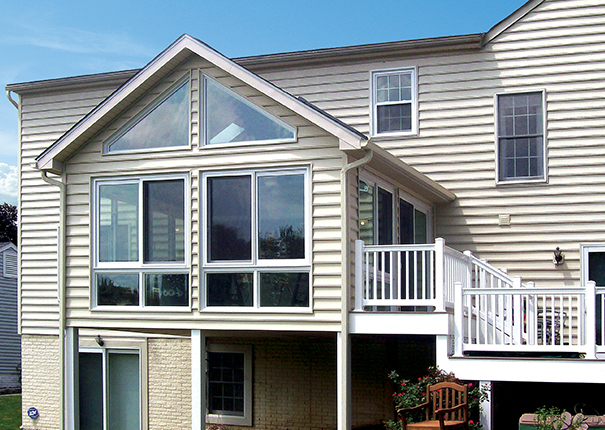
344,141,456,205
33,34,368,174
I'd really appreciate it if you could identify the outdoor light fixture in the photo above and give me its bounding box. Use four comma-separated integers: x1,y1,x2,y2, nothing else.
95,335,104,347
553,247,565,266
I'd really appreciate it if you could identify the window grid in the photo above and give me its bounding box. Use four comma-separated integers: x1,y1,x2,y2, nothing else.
372,69,416,136
208,352,245,415
497,92,545,182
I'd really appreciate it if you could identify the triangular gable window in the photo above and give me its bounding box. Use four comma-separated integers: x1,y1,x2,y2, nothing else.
105,78,190,153
205,77,295,145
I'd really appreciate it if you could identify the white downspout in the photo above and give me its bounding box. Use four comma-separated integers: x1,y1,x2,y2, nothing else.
40,170,67,430
338,148,372,430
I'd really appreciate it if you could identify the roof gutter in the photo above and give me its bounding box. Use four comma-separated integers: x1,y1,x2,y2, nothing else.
40,171,67,430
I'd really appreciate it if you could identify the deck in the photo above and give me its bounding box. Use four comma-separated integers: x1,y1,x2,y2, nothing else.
351,239,605,361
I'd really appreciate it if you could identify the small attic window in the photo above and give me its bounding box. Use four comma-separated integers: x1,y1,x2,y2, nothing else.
104,77,190,153
204,77,295,145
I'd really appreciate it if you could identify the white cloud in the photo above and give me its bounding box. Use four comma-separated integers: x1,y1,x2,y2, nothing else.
0,163,18,205
2,23,155,58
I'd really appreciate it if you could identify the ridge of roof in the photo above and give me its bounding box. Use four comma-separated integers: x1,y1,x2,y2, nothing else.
6,34,484,94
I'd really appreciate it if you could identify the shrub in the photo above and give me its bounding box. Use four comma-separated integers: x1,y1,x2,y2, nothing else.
385,366,489,430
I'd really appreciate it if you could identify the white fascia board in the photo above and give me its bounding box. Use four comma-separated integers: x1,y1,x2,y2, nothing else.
37,34,367,171
182,36,367,149
482,0,545,46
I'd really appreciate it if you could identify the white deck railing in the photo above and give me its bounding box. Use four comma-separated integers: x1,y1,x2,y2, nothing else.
354,238,524,312
354,239,602,358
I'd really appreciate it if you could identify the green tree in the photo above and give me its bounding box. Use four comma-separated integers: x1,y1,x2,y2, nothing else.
0,203,17,245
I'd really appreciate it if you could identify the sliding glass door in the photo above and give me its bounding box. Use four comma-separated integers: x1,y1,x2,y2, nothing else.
79,350,140,430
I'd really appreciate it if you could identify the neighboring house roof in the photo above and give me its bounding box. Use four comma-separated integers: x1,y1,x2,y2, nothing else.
34,34,371,174
0,242,16,254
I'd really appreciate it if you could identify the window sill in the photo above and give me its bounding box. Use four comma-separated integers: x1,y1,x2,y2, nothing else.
199,307,313,314
370,130,419,140
496,176,548,187
91,305,192,312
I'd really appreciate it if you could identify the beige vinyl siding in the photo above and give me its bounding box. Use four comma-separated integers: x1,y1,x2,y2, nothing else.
254,0,605,289
19,83,127,335
61,56,345,332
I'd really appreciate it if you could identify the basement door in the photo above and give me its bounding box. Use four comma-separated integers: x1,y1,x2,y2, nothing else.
79,349,141,430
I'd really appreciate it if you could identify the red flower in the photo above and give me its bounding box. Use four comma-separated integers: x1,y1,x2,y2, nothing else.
469,383,473,387
401,382,406,386
469,420,474,424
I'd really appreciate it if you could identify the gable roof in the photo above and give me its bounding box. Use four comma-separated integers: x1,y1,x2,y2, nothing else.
0,242,17,254
35,34,369,173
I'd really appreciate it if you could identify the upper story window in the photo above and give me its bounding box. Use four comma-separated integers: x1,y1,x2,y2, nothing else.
496,91,546,183
104,77,190,154
204,77,296,145
92,175,190,308
202,168,310,309
371,68,417,137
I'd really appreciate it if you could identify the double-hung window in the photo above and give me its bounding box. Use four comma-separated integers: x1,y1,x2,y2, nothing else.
372,68,417,136
202,168,310,309
206,344,252,426
93,175,189,308
497,91,546,182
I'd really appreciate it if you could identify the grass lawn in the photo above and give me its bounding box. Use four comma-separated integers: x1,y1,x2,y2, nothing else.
0,394,21,430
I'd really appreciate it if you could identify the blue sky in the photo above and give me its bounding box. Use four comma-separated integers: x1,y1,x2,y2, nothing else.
0,0,527,205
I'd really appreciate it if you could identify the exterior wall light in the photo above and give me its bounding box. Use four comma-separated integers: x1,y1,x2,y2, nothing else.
95,335,104,347
553,247,565,266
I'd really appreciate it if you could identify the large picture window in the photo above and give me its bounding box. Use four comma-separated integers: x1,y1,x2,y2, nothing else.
93,176,189,308
371,68,417,136
497,91,546,182
203,169,310,309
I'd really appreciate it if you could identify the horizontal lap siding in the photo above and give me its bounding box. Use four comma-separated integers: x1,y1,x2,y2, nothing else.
0,251,20,381
63,57,344,331
255,0,605,288
20,84,124,335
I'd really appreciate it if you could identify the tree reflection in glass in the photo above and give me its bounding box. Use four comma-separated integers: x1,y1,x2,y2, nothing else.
258,174,304,260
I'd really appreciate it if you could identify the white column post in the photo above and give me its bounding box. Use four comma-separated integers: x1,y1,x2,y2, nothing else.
585,281,597,360
192,330,206,430
65,327,79,430
354,240,364,311
454,282,464,357
337,332,351,430
479,381,492,430
435,238,445,312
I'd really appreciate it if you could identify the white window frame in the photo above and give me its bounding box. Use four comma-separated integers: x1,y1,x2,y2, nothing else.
78,346,144,430
91,174,191,310
200,73,297,148
370,67,418,137
359,173,433,245
495,89,547,184
206,344,253,427
201,167,312,312
103,74,192,155
581,244,605,287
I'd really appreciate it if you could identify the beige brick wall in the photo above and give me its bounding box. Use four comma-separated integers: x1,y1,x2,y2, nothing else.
21,335,61,430
148,338,192,429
